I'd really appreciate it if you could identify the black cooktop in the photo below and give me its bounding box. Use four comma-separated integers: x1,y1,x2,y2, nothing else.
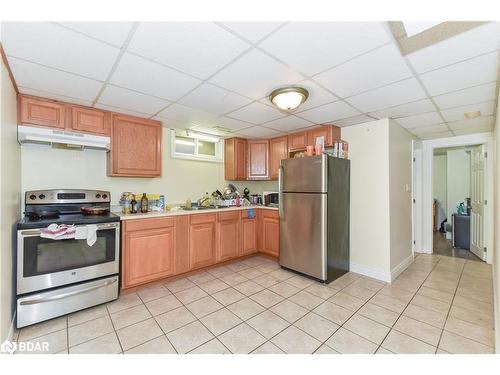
17,212,120,230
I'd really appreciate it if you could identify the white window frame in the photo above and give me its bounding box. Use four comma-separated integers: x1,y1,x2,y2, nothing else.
170,129,223,163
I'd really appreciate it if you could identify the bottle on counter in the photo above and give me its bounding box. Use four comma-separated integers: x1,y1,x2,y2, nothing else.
140,193,149,213
130,194,138,214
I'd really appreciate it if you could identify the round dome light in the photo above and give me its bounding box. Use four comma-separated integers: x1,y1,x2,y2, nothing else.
269,87,309,112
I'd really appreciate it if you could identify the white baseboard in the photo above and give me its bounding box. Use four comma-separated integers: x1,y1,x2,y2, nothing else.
390,255,414,282
349,262,391,283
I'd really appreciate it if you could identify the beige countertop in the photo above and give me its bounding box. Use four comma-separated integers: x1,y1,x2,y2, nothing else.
115,205,278,221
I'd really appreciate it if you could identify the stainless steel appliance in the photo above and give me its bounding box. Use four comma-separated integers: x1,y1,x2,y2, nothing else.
263,191,279,207
279,154,350,283
16,189,120,328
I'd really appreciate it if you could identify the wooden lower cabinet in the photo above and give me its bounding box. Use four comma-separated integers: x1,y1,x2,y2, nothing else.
216,211,241,262
122,218,175,288
189,214,217,270
241,217,258,256
261,211,280,257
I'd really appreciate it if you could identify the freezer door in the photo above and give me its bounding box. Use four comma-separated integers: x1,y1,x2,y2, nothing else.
280,155,327,193
279,192,327,280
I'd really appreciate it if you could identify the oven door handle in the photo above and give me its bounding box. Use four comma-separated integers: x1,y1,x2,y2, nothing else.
19,222,119,237
19,278,117,305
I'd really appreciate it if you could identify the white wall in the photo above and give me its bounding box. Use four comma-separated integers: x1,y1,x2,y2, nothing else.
21,130,276,207
388,121,414,274
446,149,470,219
433,154,447,229
341,119,391,279
493,95,500,352
0,57,21,341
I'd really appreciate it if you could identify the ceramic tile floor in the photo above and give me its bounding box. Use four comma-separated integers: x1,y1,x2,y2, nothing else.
13,253,495,354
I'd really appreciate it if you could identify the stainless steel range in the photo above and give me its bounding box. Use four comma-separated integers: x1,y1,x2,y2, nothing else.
16,189,120,328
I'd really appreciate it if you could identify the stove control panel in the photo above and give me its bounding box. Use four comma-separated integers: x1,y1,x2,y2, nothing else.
25,189,111,204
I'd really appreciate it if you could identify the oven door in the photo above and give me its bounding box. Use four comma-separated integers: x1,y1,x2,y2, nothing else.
17,222,120,295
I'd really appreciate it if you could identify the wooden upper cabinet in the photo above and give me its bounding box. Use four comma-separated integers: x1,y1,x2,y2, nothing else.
288,131,307,150
269,136,288,180
247,139,269,180
307,125,341,147
189,214,217,270
19,95,66,129
122,217,175,289
216,211,241,262
224,138,247,180
107,114,162,177
70,106,110,136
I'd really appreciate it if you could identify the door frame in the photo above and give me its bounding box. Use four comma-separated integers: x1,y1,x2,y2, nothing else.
418,132,493,264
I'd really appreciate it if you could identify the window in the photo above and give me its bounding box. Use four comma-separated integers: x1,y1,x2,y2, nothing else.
170,130,222,162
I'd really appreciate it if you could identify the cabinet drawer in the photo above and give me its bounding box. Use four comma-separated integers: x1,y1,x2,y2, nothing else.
124,217,174,232
261,209,279,219
190,213,217,225
218,210,241,221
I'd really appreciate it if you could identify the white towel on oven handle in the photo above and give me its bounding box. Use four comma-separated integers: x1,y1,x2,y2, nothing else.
74,224,98,246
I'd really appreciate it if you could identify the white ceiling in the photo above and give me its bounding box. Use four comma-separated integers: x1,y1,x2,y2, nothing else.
1,21,499,140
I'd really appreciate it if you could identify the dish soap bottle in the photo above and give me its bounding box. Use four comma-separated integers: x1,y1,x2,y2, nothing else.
140,193,149,213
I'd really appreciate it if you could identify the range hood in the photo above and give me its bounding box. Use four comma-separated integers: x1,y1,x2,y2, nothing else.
18,125,110,150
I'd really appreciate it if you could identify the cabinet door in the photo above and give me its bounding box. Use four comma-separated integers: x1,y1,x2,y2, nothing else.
70,106,110,135
123,227,175,288
217,212,240,262
108,114,162,177
247,139,269,180
19,96,66,129
288,131,307,150
307,125,341,147
241,218,258,256
262,217,280,257
224,138,247,180
175,216,190,275
190,222,216,269
269,136,288,180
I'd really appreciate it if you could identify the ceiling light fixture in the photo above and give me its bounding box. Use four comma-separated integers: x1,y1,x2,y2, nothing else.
464,111,481,119
269,87,309,112
186,130,220,143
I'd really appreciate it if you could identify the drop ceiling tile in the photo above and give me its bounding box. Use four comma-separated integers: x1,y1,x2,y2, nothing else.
9,57,102,101
226,102,286,124
331,114,375,127
110,53,201,101
94,103,151,118
17,86,93,107
453,125,494,136
220,22,284,43
128,22,250,79
210,117,254,132
236,126,281,138
314,43,412,98
152,116,192,130
407,124,449,136
98,85,170,115
418,131,453,140
419,51,499,96
447,116,494,131
296,101,360,124
407,23,500,73
157,103,218,127
178,83,252,115
368,99,436,119
395,112,443,129
188,125,233,137
432,82,497,110
440,101,495,122
345,78,427,113
259,22,390,76
2,22,119,81
56,22,135,47
209,49,304,100
261,116,314,132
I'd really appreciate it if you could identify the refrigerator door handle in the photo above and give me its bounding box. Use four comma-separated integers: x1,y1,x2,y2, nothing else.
278,165,284,217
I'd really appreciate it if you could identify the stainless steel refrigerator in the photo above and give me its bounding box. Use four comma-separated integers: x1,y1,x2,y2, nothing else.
279,154,350,283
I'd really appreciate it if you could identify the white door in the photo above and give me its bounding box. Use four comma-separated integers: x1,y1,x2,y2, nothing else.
470,145,485,260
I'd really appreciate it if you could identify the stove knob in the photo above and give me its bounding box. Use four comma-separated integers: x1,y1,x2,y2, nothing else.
102,194,108,199
39,194,45,200
29,194,37,200
95,193,101,199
